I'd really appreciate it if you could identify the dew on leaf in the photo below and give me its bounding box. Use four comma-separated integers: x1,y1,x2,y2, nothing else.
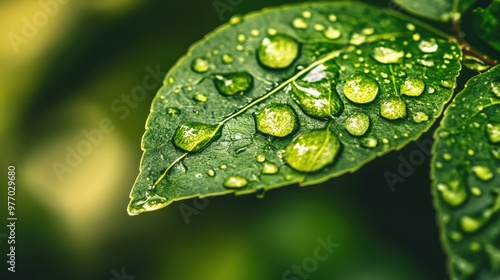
250,29,260,37
460,215,487,233
345,112,370,136
328,14,337,22
229,15,242,25
292,18,308,29
472,165,494,181
349,33,366,45
406,23,415,31
213,72,253,96
417,58,435,67
449,231,462,242
486,123,500,144
262,162,279,175
222,54,234,64
371,46,404,64
191,57,210,73
256,154,266,163
443,153,452,161
361,137,378,148
492,81,500,98
380,98,407,120
400,77,425,97
292,80,344,119
302,10,312,18
314,24,325,31
418,38,438,53
413,111,429,123
220,164,227,170
452,257,476,277
172,122,222,153
436,181,467,207
237,34,247,43
223,175,248,189
257,34,300,69
167,107,181,117
254,103,299,137
491,147,500,160
343,73,379,104
193,93,208,102
284,128,342,173
467,149,475,156
412,33,421,41
208,169,216,177
471,187,482,196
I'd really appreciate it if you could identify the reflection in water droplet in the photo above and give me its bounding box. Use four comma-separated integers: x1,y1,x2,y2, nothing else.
256,154,266,163
324,26,341,39
208,169,216,177
191,57,210,73
343,73,379,104
472,165,494,181
223,175,248,189
258,34,299,69
380,98,407,120
361,137,378,148
372,46,404,64
345,112,370,136
213,72,253,96
292,80,344,119
193,93,208,102
167,107,181,116
401,77,425,97
222,54,234,64
173,122,221,153
292,18,308,29
418,38,438,53
413,112,429,123
486,123,500,144
254,103,299,137
437,181,467,207
285,129,342,173
262,162,279,175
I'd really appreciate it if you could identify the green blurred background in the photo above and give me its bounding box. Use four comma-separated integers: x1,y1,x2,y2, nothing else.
1,0,468,279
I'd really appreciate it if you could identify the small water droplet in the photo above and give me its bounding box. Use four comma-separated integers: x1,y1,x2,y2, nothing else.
413,111,429,123
284,128,342,172
220,164,227,170
223,175,248,189
254,103,299,137
193,93,208,102
412,33,421,41
372,46,404,64
406,23,415,31
380,98,407,120
382,138,390,144
401,77,425,97
302,10,312,18
328,14,337,21
437,181,467,207
449,231,462,242
324,26,341,39
472,165,494,181
314,24,325,31
491,80,500,98
258,34,300,69
222,54,234,64
435,161,443,169
251,29,260,37
173,122,221,153
418,38,438,53
417,58,435,67
229,15,242,25
262,162,279,175
168,77,175,84
167,107,181,117
452,257,476,276
213,72,253,96
467,149,475,156
486,123,500,144
350,33,366,45
208,169,216,177
440,80,453,88
443,153,452,161
471,187,482,196
345,112,370,136
362,27,374,35
237,34,247,43
292,80,344,119
191,57,210,73
256,154,266,163
292,17,308,29
343,73,379,104
361,137,378,148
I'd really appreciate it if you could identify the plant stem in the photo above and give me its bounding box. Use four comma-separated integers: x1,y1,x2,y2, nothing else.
452,17,498,66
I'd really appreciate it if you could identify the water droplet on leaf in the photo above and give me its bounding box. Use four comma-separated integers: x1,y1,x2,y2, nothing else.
258,34,300,69
343,73,379,104
413,112,429,123
324,26,341,39
284,128,342,173
208,169,216,177
214,72,253,96
193,93,208,102
173,122,221,153
380,98,407,120
222,54,234,64
256,154,266,163
292,80,344,119
223,175,248,189
345,112,370,136
472,165,494,181
418,38,438,53
262,162,279,175
254,103,299,137
372,46,404,64
400,77,425,97
191,57,210,73
361,137,378,148
486,123,500,144
437,181,467,207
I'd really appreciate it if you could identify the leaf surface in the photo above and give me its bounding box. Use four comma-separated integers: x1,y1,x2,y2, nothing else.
128,2,462,215
432,65,500,279
473,0,500,52
393,0,477,22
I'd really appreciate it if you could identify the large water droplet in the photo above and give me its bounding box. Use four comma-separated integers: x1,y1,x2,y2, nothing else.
173,122,221,153
400,77,425,97
292,80,344,119
486,122,500,144
371,46,404,64
436,181,467,207
345,112,370,136
413,112,429,123
223,175,248,189
257,34,300,69
418,38,438,53
254,103,299,137
262,162,279,175
343,73,379,104
472,165,494,181
292,18,308,29
191,57,210,73
380,98,407,120
284,128,342,173
213,72,253,96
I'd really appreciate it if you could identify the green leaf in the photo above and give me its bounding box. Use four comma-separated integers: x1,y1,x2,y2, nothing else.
128,2,462,215
393,0,477,22
473,0,500,52
432,65,500,279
